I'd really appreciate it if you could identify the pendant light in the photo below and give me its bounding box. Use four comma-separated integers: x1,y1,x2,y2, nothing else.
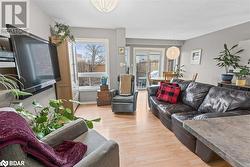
90,0,119,13
166,46,180,60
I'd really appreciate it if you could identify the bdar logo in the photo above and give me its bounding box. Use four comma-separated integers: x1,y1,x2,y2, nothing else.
0,160,8,167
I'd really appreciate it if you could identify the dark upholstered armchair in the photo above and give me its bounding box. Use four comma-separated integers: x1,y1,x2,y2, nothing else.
111,74,138,113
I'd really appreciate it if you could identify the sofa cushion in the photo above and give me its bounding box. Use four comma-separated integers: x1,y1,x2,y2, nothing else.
198,87,250,113
193,110,250,120
157,101,193,118
171,111,199,127
149,96,167,107
74,130,107,156
112,95,134,103
172,110,250,126
119,74,133,95
182,82,213,110
171,79,192,91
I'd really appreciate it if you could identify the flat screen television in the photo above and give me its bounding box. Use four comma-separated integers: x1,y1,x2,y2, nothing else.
7,24,61,94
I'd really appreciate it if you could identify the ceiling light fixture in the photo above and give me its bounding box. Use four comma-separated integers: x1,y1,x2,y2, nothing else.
166,46,180,60
90,0,119,13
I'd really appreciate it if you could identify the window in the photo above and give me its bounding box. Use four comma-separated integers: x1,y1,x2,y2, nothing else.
134,48,164,89
75,39,108,90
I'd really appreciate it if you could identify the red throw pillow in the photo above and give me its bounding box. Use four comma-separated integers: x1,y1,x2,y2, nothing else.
156,83,181,104
156,81,165,97
156,82,178,96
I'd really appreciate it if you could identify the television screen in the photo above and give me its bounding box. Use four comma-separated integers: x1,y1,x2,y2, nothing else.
8,26,60,94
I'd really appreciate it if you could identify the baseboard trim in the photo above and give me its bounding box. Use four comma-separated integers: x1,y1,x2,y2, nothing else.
80,101,97,105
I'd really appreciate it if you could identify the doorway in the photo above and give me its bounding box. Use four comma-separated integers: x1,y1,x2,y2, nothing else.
133,48,165,89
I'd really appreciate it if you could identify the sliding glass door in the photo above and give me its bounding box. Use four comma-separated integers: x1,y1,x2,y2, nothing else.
134,48,164,89
136,54,148,89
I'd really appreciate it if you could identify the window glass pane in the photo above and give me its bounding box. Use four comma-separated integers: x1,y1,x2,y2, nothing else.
76,42,105,72
149,54,160,78
76,41,106,87
136,55,147,89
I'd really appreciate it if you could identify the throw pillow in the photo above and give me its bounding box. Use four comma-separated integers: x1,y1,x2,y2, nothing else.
119,74,133,95
157,83,181,104
156,81,165,97
156,81,172,96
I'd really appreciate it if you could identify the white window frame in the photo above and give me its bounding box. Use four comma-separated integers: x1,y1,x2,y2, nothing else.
75,38,109,91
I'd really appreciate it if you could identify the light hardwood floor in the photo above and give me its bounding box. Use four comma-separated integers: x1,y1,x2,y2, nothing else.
75,91,231,167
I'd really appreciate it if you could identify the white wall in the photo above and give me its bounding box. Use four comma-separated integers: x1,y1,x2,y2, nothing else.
29,0,53,39
181,21,250,85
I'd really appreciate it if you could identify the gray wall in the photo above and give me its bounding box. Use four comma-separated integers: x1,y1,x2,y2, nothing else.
0,1,56,109
181,21,250,85
71,27,126,102
126,38,184,76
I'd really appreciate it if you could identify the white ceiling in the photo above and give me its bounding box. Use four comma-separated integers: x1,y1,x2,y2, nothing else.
33,0,250,40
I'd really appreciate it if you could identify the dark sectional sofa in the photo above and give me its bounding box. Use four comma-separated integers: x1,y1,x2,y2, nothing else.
147,79,250,162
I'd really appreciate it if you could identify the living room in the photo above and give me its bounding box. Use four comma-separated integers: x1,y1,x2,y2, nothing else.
0,0,249,167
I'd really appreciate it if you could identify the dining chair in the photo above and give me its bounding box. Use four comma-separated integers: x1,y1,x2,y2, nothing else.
192,73,198,81
147,72,153,86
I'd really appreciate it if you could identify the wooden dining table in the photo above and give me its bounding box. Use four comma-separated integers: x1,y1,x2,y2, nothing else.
150,77,170,84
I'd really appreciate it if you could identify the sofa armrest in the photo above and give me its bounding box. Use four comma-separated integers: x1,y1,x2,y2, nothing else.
133,91,138,110
41,119,88,147
134,90,138,98
193,110,250,120
75,140,119,167
110,89,119,97
0,144,26,161
147,85,159,96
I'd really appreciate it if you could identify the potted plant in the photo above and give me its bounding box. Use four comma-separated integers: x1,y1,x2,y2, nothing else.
174,65,185,79
50,22,75,45
0,74,31,107
101,74,108,85
234,66,249,86
214,44,243,83
14,99,101,139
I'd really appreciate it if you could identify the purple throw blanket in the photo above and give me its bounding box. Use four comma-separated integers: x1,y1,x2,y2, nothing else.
0,111,87,167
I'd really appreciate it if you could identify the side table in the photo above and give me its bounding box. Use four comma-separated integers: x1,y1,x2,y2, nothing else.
97,88,116,106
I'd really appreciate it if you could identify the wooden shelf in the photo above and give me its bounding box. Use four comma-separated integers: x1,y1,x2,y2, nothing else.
218,82,250,91
51,36,79,112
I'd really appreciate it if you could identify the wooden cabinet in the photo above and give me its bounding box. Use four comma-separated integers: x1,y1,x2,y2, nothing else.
51,37,79,111
97,86,115,106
